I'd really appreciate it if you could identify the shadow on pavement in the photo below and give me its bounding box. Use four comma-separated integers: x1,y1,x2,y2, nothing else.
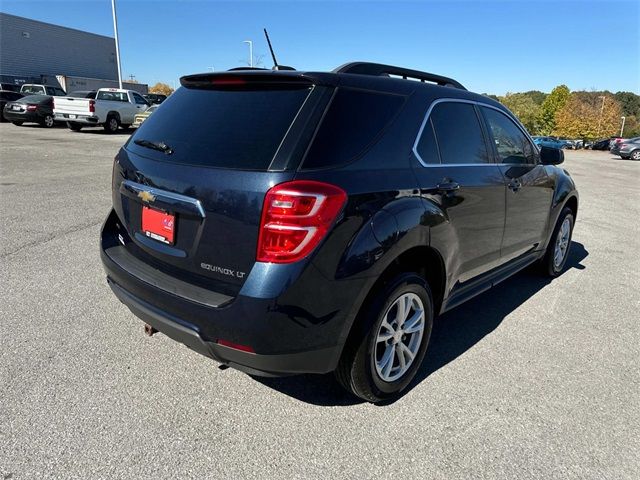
252,242,589,407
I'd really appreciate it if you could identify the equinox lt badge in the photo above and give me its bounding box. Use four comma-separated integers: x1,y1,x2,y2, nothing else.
201,263,245,279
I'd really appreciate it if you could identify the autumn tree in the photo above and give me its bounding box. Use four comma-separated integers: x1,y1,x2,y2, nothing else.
149,82,174,96
498,93,542,133
555,93,622,140
539,85,570,135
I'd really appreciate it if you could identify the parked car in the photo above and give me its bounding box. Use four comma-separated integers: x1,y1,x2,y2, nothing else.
0,90,24,121
100,62,578,402
144,93,167,105
590,139,611,150
53,87,150,132
616,137,640,160
131,104,159,128
609,137,623,150
532,136,571,149
20,84,66,96
66,90,97,99
2,94,56,127
0,82,20,92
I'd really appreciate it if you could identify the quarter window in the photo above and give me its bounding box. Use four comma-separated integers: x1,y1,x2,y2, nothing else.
482,107,536,164
430,102,490,164
415,118,440,164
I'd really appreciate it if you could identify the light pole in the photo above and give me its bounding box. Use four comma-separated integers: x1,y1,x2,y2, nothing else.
243,40,253,67
597,96,606,138
620,116,626,137
111,0,123,89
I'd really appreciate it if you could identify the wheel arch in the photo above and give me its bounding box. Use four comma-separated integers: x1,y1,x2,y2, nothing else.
334,243,446,370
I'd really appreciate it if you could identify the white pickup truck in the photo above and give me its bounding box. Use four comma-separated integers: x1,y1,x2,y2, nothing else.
53,88,150,132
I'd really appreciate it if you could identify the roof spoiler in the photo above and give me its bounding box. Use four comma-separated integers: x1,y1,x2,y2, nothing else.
333,62,466,90
180,71,324,89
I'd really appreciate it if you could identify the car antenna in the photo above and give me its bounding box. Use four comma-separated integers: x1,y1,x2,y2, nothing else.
263,28,295,71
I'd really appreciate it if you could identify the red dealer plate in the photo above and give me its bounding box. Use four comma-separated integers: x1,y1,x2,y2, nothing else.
141,206,175,245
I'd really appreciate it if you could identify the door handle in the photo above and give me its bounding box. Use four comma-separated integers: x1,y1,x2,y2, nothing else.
436,181,460,193
508,179,522,192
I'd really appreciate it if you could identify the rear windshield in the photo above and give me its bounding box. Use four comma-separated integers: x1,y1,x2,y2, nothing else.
21,85,45,95
128,86,311,170
97,91,128,102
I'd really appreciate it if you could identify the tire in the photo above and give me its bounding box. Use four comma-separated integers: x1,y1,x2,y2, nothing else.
540,207,574,277
630,150,640,161
67,122,82,131
335,273,434,403
11,121,23,126
103,115,119,133
40,114,54,128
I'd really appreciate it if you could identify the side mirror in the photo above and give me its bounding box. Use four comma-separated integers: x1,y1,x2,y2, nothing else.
540,146,564,165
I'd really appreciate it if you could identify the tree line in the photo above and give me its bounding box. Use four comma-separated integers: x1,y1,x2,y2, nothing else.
485,87,640,140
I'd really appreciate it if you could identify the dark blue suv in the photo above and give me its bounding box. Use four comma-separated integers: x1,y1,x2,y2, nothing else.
101,62,578,402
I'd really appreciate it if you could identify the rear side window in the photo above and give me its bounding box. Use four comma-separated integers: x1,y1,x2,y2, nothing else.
481,107,536,164
430,102,490,164
302,88,405,169
128,86,311,170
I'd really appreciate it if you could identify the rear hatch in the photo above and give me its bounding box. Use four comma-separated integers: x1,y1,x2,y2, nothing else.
112,72,333,296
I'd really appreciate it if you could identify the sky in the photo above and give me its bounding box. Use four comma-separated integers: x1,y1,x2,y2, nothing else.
1,0,639,95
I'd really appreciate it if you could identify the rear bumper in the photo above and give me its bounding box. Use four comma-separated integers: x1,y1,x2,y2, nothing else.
100,209,349,376
54,113,99,124
3,109,45,123
106,277,339,376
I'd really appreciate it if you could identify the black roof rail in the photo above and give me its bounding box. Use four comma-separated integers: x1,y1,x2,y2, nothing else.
333,62,466,90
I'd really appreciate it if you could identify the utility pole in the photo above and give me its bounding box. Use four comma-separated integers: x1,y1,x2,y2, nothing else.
620,116,626,137
243,40,253,67
111,0,123,89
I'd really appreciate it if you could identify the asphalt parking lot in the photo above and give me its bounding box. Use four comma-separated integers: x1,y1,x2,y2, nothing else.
1,123,639,479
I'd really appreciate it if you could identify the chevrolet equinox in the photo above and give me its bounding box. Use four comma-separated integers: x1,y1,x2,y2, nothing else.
100,62,578,402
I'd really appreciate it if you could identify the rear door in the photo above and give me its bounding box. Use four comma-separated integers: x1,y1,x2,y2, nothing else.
412,100,506,284
113,77,329,294
479,106,554,261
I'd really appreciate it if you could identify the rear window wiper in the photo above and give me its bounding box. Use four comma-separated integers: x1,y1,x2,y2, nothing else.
134,138,174,155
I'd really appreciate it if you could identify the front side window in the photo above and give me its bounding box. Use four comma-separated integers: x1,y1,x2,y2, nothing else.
430,102,490,164
482,107,536,164
133,93,147,105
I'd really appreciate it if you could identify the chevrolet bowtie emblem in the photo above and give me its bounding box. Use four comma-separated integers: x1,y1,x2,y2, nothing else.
137,190,156,203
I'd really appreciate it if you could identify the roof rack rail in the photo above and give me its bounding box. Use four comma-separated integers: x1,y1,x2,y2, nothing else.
333,62,466,90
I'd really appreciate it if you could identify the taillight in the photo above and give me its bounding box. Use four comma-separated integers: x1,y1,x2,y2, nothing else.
620,143,628,148
89,99,95,113
26,104,37,111
257,180,347,263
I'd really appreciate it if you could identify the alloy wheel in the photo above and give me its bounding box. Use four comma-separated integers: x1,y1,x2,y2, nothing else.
553,217,571,268
374,292,425,382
